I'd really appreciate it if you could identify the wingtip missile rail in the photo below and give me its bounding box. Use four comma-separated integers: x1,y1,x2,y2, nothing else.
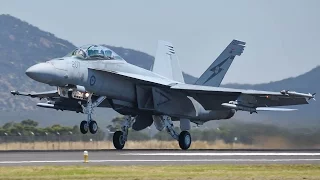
280,90,316,100
10,90,19,95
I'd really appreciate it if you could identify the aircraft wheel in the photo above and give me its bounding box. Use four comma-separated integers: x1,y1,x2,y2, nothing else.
89,120,98,134
113,131,125,150
178,131,192,150
80,121,88,134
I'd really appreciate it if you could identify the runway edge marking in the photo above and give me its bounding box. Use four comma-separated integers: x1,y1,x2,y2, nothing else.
122,153,320,156
1,159,320,164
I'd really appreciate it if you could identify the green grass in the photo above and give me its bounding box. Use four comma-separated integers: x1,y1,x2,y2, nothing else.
0,164,319,180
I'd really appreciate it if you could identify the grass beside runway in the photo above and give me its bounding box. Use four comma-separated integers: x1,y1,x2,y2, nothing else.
0,138,302,151
0,165,319,180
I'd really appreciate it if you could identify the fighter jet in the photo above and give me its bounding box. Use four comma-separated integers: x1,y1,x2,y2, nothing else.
11,40,315,150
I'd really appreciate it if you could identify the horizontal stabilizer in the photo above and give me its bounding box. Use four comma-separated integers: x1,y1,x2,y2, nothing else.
256,107,297,111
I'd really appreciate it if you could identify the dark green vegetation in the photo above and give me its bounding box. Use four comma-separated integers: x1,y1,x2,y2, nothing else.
0,165,319,180
0,119,78,136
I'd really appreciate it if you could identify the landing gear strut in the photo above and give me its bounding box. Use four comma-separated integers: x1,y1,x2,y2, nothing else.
80,93,106,134
113,115,135,150
161,115,192,150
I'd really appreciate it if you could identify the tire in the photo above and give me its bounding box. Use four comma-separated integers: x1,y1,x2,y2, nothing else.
89,120,98,134
80,121,88,134
113,131,125,150
178,131,192,150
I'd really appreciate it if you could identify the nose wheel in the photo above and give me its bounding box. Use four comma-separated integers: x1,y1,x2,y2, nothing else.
80,120,98,134
80,120,88,134
80,93,106,135
89,120,98,134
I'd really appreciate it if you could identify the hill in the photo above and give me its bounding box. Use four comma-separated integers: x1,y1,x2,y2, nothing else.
0,15,155,112
0,14,73,111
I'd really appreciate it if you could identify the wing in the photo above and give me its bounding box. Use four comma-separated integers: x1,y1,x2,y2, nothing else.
11,90,58,99
85,68,313,112
171,84,311,111
89,68,177,86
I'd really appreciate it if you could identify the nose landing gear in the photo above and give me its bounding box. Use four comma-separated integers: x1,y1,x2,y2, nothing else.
80,93,106,135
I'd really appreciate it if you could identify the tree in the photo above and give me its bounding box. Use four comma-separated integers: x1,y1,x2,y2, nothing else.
106,116,151,141
107,116,124,132
21,119,38,127
2,122,14,129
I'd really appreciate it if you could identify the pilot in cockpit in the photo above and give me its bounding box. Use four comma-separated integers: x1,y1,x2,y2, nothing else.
73,49,87,59
69,45,123,61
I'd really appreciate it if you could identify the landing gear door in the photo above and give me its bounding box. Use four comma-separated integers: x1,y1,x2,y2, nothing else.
152,87,196,117
136,85,155,110
136,85,196,117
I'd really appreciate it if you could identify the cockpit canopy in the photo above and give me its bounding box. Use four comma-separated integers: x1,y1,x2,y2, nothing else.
66,45,124,61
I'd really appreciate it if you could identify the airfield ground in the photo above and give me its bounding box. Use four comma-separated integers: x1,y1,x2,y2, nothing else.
0,150,319,179
0,164,319,180
0,140,254,151
0,138,310,151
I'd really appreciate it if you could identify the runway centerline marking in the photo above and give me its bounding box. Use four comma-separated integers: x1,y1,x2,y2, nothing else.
0,159,320,164
123,153,320,156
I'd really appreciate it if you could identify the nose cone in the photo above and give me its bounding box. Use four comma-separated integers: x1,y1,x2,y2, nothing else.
26,63,57,84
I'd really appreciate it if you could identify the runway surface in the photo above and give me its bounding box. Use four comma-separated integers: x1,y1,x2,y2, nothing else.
0,150,320,166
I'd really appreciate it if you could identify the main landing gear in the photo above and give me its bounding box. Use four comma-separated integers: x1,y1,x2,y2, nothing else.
160,115,191,150
112,115,191,150
80,93,106,134
113,115,135,150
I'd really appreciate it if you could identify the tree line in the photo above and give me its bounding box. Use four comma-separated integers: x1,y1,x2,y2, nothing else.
1,118,320,147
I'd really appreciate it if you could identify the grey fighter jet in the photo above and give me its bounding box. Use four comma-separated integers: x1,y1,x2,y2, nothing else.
11,40,315,150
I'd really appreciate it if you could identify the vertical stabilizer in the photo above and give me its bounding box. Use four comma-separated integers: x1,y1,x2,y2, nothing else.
152,40,185,83
195,40,246,86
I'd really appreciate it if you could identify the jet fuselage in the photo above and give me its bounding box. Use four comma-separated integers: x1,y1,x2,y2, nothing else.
26,57,235,122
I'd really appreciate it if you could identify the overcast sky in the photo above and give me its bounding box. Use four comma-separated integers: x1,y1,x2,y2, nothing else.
1,0,319,84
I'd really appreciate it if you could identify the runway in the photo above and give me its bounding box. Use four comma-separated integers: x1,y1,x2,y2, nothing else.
0,150,320,166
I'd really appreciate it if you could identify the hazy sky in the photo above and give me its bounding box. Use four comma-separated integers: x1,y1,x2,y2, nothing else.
1,0,319,84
